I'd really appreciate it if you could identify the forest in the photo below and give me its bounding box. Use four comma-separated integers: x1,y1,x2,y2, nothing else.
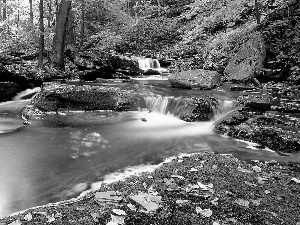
0,0,300,224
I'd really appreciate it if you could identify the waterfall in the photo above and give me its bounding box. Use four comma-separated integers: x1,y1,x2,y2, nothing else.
138,58,161,71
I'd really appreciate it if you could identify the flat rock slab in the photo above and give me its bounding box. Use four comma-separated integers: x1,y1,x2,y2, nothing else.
0,117,24,133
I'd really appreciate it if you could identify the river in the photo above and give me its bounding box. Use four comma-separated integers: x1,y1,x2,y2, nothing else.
0,79,292,217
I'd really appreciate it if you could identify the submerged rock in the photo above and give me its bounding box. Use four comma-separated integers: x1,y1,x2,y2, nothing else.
168,69,222,89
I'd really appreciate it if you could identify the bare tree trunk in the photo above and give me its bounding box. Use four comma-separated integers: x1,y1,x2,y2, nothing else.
66,10,76,47
3,0,6,20
38,0,45,68
29,0,34,24
52,0,72,69
254,0,260,24
80,0,84,47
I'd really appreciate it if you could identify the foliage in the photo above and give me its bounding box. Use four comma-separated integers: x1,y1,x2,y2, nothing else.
116,17,182,54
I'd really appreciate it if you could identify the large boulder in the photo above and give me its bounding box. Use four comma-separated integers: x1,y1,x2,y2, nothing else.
168,69,222,89
225,32,266,82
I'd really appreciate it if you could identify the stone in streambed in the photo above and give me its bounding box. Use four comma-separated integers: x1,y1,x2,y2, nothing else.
168,69,222,90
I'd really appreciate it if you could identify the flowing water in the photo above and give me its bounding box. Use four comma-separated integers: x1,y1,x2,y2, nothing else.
0,80,294,217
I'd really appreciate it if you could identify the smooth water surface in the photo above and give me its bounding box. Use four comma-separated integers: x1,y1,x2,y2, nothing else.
0,80,291,217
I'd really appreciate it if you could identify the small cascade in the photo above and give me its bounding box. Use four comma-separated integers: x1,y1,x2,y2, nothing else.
143,96,236,121
13,87,41,101
212,99,236,121
144,96,171,114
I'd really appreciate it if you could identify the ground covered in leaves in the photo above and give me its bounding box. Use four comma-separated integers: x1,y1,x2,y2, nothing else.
1,152,299,225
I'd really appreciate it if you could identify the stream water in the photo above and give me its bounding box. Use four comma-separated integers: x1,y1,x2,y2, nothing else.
0,79,294,217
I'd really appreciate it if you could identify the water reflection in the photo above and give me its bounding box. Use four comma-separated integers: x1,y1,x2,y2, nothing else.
68,131,111,159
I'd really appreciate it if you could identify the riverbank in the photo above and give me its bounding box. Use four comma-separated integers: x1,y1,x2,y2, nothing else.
0,152,299,225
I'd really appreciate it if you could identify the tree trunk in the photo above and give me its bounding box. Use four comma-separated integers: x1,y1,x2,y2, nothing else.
66,9,76,46
29,0,34,24
38,0,45,68
80,0,84,47
52,0,72,70
254,0,260,24
47,0,52,28
3,0,6,20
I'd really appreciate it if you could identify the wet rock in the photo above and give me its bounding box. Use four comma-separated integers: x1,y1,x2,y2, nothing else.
237,94,272,111
168,69,222,90
23,83,140,119
142,69,161,76
225,32,266,82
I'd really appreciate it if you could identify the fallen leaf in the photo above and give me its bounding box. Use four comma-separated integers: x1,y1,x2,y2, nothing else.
252,166,262,172
234,199,249,207
291,178,300,184
112,209,126,216
185,184,200,192
237,166,253,174
24,213,33,221
129,193,162,212
196,207,213,217
197,181,213,191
